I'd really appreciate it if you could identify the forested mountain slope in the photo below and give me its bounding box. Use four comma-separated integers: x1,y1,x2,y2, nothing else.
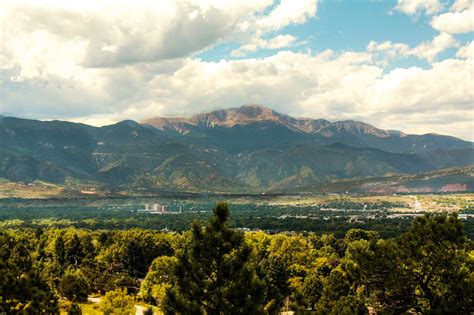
1,106,473,193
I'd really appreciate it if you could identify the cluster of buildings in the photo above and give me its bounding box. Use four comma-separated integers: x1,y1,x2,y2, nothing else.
138,203,182,214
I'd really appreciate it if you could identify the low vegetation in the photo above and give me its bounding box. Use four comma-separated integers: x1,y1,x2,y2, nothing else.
1,202,473,314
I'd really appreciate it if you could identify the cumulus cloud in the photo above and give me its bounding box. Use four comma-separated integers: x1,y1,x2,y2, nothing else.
0,0,473,141
5,47,472,139
368,33,458,62
431,1,474,34
456,41,474,59
0,0,274,70
0,0,320,69
409,33,459,61
231,0,318,57
451,0,471,12
231,34,299,57
256,0,318,31
394,0,442,15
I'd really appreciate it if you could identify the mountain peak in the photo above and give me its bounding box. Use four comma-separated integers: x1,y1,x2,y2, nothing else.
190,104,287,127
141,105,411,139
236,104,268,111
110,119,140,128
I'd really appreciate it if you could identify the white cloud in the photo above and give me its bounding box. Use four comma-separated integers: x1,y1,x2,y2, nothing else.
0,0,274,70
231,34,298,57
263,35,299,49
256,0,318,31
368,41,410,61
368,33,458,62
232,0,318,57
369,58,474,139
0,0,320,71
1,0,473,141
395,0,442,15
451,0,471,12
431,2,474,34
456,41,474,59
372,59,473,115
5,48,472,139
409,32,458,61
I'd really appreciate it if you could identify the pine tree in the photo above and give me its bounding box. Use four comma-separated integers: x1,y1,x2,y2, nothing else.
397,214,474,313
162,202,265,314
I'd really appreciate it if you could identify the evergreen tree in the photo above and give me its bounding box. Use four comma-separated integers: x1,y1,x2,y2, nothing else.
58,268,91,302
398,214,474,313
64,233,84,266
162,202,265,314
346,238,416,313
261,256,290,314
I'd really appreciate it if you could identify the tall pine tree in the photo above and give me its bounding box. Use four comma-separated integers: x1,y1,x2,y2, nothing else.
162,202,265,314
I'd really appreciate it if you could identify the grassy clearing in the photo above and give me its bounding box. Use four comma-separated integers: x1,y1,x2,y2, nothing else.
0,180,65,198
60,300,101,315
60,298,163,315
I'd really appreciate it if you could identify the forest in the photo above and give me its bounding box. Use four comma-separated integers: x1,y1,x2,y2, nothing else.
3,194,473,239
1,202,473,314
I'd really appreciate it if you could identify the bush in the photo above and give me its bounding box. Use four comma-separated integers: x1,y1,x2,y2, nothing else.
99,288,135,315
67,302,82,315
58,268,90,302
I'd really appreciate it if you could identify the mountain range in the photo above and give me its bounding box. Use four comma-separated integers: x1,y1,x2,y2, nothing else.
1,105,473,194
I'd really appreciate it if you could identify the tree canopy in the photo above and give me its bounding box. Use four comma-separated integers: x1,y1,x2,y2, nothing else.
162,202,266,314
0,206,472,314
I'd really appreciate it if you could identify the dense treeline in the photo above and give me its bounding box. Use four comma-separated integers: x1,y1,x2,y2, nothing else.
1,203,452,239
1,203,473,314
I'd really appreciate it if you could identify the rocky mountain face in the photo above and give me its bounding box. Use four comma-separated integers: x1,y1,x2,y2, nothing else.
143,105,471,154
1,106,473,194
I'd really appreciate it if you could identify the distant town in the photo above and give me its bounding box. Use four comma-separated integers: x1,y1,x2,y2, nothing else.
138,203,182,214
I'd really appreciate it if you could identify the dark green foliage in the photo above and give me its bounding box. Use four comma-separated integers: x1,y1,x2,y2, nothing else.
1,112,472,193
301,272,323,310
163,202,266,314
143,307,154,315
344,229,379,243
328,295,368,315
139,256,176,305
0,197,428,238
58,268,90,302
346,238,415,312
0,232,59,314
0,205,472,315
346,214,474,313
99,288,135,315
95,229,174,280
67,302,82,315
397,214,474,313
261,256,291,314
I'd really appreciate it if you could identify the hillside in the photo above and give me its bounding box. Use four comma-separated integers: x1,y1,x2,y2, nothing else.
1,106,473,194
143,105,472,154
302,165,474,194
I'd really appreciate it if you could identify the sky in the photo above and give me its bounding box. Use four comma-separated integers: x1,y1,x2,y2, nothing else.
0,0,473,139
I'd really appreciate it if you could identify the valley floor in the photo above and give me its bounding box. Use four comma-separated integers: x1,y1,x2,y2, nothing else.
1,192,473,238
